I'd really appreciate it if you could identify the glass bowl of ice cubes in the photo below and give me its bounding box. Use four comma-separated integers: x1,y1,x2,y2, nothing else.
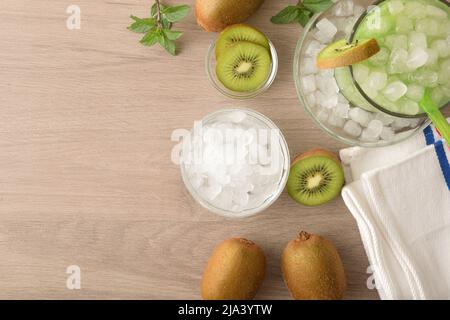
294,0,450,147
180,108,290,218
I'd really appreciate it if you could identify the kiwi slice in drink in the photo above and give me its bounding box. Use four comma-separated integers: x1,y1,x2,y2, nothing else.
216,41,271,92
317,39,380,69
215,24,269,59
287,149,344,206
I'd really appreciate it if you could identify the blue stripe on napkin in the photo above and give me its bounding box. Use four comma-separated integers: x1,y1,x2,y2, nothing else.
434,140,450,191
423,126,450,190
423,125,435,145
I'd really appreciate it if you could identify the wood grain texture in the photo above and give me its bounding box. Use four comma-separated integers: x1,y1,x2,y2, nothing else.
0,0,379,299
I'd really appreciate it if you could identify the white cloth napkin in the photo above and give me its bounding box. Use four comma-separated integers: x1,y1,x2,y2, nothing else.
340,124,450,300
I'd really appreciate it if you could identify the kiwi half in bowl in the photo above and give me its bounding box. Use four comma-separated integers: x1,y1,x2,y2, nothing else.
215,24,270,59
287,149,344,206
216,41,272,92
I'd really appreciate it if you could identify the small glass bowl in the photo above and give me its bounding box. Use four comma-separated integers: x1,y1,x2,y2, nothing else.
180,108,290,218
205,40,279,100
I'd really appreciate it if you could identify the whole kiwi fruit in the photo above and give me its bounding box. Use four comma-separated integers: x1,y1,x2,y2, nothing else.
281,231,346,300
196,0,265,32
201,238,266,300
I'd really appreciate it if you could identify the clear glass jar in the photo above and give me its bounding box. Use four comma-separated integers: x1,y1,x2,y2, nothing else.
293,0,446,147
180,108,290,218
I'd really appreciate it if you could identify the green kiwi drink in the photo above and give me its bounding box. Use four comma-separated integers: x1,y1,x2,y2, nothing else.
336,0,450,116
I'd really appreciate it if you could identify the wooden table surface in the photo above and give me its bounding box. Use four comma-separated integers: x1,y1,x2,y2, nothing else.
0,0,378,299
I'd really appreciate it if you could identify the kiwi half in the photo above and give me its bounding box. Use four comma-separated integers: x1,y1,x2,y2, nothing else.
216,41,271,92
287,149,344,206
215,24,269,59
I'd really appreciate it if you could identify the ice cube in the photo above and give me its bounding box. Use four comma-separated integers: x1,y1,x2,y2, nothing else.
353,64,370,83
349,108,372,127
232,190,250,207
201,183,222,201
228,110,247,123
338,93,349,104
302,57,318,75
320,94,339,109
400,99,420,115
327,112,345,128
360,129,379,142
316,18,338,39
316,107,330,122
409,70,439,87
306,92,316,107
360,82,378,100
439,59,450,85
380,126,395,141
406,84,425,102
395,16,413,33
213,187,233,210
375,112,395,125
333,0,354,17
408,32,427,50
405,2,427,20
387,0,404,14
316,75,339,96
406,48,429,70
388,48,409,74
385,34,407,50
366,120,384,137
426,5,447,19
425,48,439,67
392,118,412,130
313,30,333,43
383,81,408,102
305,40,324,57
431,87,445,106
343,120,362,137
190,173,205,189
343,17,358,35
431,40,449,58
415,19,440,37
368,46,390,66
335,102,350,118
301,74,317,93
366,70,388,91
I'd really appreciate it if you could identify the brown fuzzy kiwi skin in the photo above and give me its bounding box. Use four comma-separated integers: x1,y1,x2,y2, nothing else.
196,0,265,32
201,238,266,300
317,38,380,69
281,231,347,300
291,148,341,168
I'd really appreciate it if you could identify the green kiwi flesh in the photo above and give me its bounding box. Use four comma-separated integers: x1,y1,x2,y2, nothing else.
215,24,269,59
287,156,344,206
216,41,271,92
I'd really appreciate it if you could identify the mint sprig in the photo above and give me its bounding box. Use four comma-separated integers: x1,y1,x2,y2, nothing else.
128,1,190,55
271,0,333,27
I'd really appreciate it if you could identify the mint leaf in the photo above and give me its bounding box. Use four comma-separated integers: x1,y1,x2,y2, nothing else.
158,34,176,55
302,0,333,13
140,29,160,46
271,6,300,24
151,3,167,17
163,29,183,40
297,9,313,27
162,5,190,22
128,15,156,33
